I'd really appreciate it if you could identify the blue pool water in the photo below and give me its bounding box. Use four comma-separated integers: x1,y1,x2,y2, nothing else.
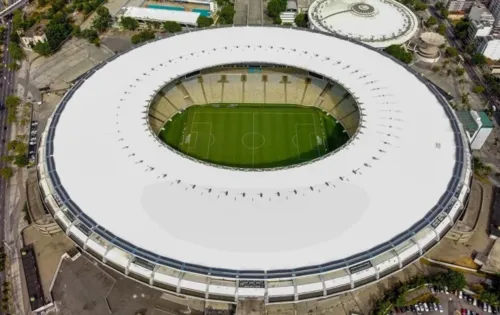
147,4,185,11
192,8,211,17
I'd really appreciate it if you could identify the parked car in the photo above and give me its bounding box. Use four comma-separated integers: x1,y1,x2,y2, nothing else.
492,306,497,314
415,304,420,313
473,298,477,306
444,286,449,294
438,304,444,313
424,303,429,312
489,305,493,313
484,303,488,312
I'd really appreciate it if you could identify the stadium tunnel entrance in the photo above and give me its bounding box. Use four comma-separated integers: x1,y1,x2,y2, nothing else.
147,64,361,170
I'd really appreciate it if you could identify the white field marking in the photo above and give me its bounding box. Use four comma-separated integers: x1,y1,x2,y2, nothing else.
311,112,328,153
294,123,316,161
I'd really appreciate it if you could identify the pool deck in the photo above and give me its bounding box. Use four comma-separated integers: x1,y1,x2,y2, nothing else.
144,0,209,11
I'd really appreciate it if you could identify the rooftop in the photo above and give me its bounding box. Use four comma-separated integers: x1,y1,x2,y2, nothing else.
307,0,419,48
43,27,466,272
122,6,200,26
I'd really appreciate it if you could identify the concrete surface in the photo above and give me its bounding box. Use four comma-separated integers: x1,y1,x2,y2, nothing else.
22,226,74,303
30,38,114,89
427,183,494,268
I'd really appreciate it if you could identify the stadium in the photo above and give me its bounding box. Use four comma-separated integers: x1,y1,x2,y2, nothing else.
37,26,472,305
307,0,419,48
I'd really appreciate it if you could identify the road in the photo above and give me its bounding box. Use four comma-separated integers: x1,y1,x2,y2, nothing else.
0,1,22,314
427,6,499,112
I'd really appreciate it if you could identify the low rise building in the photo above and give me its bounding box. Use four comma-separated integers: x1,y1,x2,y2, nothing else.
456,110,494,150
120,6,200,27
20,23,47,49
445,0,474,12
477,35,500,59
468,3,494,41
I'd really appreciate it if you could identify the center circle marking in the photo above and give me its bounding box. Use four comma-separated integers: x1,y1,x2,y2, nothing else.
242,132,266,150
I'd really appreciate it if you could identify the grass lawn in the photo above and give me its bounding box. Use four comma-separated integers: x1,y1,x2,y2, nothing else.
159,104,348,168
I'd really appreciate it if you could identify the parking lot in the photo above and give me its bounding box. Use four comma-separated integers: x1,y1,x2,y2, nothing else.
393,286,497,315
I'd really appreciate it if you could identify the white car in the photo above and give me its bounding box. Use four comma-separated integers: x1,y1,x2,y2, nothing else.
473,299,477,306
433,303,438,311
489,305,493,313
459,291,463,299
424,303,429,312
484,303,489,312
444,286,449,294
438,304,444,313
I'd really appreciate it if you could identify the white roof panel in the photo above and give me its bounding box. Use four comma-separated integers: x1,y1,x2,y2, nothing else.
46,27,465,272
308,0,419,48
123,6,200,25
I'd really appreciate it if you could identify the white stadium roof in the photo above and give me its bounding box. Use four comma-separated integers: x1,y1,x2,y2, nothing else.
42,27,468,274
308,0,419,48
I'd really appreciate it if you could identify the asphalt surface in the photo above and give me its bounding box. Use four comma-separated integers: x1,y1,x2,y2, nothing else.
0,2,20,314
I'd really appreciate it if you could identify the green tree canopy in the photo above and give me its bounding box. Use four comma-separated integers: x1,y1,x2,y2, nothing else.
0,168,14,180
163,21,182,33
413,1,427,10
384,45,413,64
8,42,24,61
294,13,307,27
93,6,112,32
131,30,155,44
472,53,487,65
437,24,446,35
473,85,485,94
426,16,437,27
219,4,235,24
196,16,214,28
445,46,458,57
120,16,139,30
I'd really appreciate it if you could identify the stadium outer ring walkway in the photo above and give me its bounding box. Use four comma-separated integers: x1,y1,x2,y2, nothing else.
37,26,472,304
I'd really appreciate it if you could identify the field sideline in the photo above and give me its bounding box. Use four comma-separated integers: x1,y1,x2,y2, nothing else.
159,104,348,168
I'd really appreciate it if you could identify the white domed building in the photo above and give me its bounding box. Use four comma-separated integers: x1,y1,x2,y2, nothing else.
308,0,419,48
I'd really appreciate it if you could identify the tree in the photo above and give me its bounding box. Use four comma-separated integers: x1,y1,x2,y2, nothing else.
196,16,214,28
294,13,307,28
454,19,471,40
442,270,466,291
440,8,449,18
426,16,437,27
131,30,155,44
8,42,24,61
437,24,446,35
432,65,440,72
445,46,458,57
219,4,235,24
384,45,413,64
455,67,465,76
0,168,14,180
120,16,139,30
5,96,20,108
413,1,427,10
473,85,485,94
267,0,283,18
472,53,487,66
93,6,112,32
163,21,182,33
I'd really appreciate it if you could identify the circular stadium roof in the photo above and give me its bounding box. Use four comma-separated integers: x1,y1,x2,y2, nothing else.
308,0,419,48
45,27,464,272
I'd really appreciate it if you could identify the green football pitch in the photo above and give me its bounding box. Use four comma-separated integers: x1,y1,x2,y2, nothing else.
158,104,348,169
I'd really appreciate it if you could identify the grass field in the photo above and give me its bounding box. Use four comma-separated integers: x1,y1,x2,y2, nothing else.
159,104,348,168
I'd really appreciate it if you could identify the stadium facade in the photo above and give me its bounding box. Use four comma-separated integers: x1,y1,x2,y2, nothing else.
307,0,419,48
37,26,472,304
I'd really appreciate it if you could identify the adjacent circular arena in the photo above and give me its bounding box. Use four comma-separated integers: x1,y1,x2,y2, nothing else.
37,26,472,304
308,0,419,48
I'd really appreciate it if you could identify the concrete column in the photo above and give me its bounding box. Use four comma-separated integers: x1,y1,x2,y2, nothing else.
235,280,239,302
319,274,327,296
394,250,402,268
264,280,269,304
432,228,440,242
374,266,380,280
177,273,184,293
124,256,133,276
346,268,354,289
149,265,159,286
412,238,423,256
293,279,298,301
205,278,210,299
102,246,112,263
